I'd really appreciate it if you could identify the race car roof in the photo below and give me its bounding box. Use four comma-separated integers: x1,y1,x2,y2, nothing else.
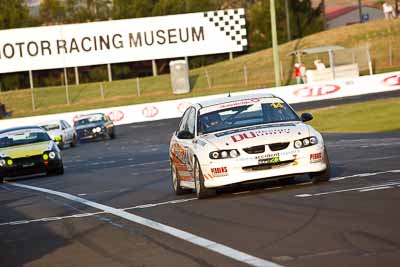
0,126,43,134
76,113,105,120
38,120,61,126
197,93,276,108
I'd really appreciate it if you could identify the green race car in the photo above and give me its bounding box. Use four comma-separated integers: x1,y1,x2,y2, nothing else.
0,126,64,183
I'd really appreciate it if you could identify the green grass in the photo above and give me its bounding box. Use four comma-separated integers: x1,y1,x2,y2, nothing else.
1,18,400,119
304,97,400,133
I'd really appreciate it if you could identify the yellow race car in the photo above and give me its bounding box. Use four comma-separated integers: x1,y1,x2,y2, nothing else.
0,126,64,183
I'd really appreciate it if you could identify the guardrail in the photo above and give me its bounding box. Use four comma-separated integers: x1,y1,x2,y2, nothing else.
0,71,399,131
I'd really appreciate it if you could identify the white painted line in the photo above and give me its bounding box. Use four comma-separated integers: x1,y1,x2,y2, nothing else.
264,186,283,191
330,169,400,182
0,211,105,226
295,182,400,198
122,198,197,211
233,191,251,195
129,160,169,168
359,186,392,192
7,182,281,267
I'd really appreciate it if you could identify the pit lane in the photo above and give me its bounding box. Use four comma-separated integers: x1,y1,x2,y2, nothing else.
1,108,400,267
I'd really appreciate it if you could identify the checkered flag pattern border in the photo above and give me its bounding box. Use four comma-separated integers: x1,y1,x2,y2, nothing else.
203,9,248,51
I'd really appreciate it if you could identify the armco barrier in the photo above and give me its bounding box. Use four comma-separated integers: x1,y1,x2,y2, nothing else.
0,71,399,131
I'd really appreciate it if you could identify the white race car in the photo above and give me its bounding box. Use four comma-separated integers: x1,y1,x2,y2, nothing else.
169,94,330,199
39,120,77,149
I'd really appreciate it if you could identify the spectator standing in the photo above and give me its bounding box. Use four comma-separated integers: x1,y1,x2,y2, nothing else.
383,2,394,19
294,63,302,84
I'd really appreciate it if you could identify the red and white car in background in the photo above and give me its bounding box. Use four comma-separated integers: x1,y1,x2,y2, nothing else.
169,93,331,199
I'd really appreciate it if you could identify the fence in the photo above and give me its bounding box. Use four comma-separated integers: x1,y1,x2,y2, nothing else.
1,40,400,118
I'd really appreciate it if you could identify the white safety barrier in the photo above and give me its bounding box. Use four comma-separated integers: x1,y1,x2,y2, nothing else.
0,71,399,130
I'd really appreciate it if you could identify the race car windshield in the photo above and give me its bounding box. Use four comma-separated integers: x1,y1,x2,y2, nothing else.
199,102,299,134
0,131,51,148
74,115,103,126
40,124,60,131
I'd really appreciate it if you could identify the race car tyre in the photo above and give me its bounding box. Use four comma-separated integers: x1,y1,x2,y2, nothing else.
58,141,64,150
310,147,331,184
71,135,77,147
171,161,191,195
110,129,115,139
47,165,64,176
194,158,216,199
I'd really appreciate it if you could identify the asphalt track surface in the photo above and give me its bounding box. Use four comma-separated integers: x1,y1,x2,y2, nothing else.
1,96,400,267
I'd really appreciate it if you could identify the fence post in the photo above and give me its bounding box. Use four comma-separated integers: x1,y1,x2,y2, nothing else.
389,44,393,66
365,43,373,75
100,82,105,100
64,68,70,105
29,70,35,111
205,69,211,89
243,64,248,85
75,67,79,85
279,60,284,82
107,64,112,82
136,77,141,96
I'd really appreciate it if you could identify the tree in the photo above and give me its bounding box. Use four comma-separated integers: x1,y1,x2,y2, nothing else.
113,0,155,19
0,0,32,29
40,0,66,25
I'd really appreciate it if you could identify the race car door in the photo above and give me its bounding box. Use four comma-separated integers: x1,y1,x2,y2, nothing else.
173,107,196,183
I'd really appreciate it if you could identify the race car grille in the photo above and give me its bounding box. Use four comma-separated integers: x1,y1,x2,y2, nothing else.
243,145,265,154
13,155,43,167
268,142,290,151
242,160,294,171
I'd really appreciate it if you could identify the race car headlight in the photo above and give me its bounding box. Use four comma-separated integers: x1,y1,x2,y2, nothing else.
49,152,56,159
310,136,318,145
209,149,240,159
294,136,318,148
7,159,13,166
294,140,303,149
92,128,97,133
43,154,49,160
0,159,6,167
96,127,101,133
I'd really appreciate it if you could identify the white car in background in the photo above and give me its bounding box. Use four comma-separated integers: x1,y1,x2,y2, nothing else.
39,120,77,149
169,93,331,199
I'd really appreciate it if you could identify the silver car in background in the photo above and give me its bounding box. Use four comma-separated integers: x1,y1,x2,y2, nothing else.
39,120,77,149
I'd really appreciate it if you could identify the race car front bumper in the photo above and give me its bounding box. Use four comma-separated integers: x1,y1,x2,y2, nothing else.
201,144,328,188
0,155,63,178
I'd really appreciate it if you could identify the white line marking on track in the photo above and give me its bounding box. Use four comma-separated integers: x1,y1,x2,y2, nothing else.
359,186,392,192
6,182,281,267
295,182,400,198
0,211,105,226
330,169,400,182
128,160,169,168
122,198,197,210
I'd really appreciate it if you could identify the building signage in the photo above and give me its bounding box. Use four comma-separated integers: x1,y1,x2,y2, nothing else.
0,8,247,73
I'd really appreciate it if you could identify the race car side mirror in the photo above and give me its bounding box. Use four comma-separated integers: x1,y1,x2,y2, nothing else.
301,113,313,122
177,130,194,140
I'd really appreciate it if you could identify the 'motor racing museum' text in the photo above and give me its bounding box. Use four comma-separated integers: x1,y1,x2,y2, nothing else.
0,9,247,73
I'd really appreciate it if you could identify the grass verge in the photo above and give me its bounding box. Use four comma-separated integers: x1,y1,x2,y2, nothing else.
304,97,400,133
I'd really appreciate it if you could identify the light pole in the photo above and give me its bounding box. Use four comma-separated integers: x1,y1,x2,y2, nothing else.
358,0,363,22
284,0,291,41
270,0,281,87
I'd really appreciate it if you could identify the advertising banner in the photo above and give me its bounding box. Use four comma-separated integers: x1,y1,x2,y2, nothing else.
0,71,399,131
0,9,247,73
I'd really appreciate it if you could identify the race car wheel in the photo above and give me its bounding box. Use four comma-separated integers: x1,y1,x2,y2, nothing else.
171,161,190,195
310,147,331,184
47,165,64,176
194,158,216,199
110,129,115,139
58,141,64,150
71,134,77,147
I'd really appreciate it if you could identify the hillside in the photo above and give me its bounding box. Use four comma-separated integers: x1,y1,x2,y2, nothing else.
1,18,399,119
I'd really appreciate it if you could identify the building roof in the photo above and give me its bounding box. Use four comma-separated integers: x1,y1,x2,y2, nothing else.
326,5,381,21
